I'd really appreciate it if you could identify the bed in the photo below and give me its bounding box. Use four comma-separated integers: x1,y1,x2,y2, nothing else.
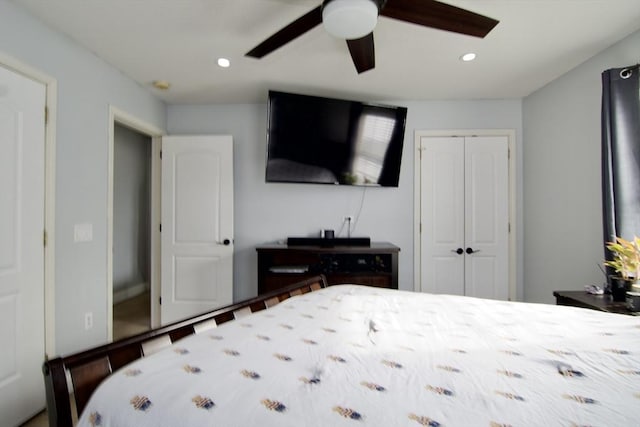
44,275,640,426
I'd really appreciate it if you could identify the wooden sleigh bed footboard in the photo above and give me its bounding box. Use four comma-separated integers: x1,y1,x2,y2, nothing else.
43,275,328,427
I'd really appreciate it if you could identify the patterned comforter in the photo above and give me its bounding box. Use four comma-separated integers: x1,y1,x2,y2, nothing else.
79,285,640,426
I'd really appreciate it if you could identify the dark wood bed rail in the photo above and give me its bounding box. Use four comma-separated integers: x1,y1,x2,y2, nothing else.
43,275,328,427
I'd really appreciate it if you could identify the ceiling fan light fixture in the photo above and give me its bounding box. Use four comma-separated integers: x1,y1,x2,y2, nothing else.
322,0,378,40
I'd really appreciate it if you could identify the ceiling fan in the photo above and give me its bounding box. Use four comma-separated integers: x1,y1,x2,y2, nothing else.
245,0,499,74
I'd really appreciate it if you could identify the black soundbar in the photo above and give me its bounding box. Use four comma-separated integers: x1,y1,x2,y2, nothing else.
287,237,371,247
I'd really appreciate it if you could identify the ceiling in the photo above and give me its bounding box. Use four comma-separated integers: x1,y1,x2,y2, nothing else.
12,0,640,104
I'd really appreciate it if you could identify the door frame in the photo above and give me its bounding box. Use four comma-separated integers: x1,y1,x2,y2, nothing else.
0,51,57,357
107,106,164,341
413,129,517,300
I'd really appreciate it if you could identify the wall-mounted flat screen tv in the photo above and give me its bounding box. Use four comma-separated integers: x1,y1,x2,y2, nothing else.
266,90,407,187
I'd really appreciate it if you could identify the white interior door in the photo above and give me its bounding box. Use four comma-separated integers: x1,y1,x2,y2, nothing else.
464,136,509,299
419,135,509,300
420,136,465,295
161,135,234,324
0,65,46,425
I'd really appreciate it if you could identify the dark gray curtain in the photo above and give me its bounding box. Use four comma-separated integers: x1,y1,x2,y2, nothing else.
601,64,640,278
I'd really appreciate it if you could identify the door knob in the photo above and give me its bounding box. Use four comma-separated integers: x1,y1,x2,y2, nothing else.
452,248,464,255
222,239,231,245
466,247,480,254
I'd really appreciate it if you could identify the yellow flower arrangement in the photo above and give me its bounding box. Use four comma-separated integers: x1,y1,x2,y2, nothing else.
604,236,640,281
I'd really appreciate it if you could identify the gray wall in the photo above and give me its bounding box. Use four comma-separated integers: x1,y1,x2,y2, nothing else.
0,1,166,355
167,100,524,301
113,125,151,292
522,30,640,303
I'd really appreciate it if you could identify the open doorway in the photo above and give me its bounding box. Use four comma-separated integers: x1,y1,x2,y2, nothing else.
112,123,152,340
107,107,163,342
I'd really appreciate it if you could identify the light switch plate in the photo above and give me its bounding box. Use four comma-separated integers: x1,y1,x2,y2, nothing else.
74,223,93,242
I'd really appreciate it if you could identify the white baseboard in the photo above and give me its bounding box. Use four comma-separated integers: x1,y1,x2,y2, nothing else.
113,282,149,305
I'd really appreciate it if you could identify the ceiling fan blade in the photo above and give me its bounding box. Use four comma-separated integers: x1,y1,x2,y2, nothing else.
246,6,323,58
381,0,499,38
347,33,375,74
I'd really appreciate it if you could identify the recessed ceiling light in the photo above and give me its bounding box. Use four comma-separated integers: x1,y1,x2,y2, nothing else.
217,57,231,68
152,80,170,90
460,53,476,62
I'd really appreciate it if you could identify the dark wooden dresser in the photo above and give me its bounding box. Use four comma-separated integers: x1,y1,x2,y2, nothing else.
257,242,399,294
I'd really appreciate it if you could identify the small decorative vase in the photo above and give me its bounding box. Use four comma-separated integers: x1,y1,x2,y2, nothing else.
610,277,630,302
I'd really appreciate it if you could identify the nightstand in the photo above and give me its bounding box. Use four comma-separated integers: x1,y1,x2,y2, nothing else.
553,290,634,315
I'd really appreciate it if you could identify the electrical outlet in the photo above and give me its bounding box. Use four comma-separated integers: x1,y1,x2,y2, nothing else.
344,215,354,222
84,312,93,330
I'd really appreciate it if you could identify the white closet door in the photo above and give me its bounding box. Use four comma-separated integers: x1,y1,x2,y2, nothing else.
0,65,46,426
420,136,465,295
419,135,509,300
464,136,509,300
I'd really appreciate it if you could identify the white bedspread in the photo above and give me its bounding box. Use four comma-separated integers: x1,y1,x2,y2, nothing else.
79,285,640,426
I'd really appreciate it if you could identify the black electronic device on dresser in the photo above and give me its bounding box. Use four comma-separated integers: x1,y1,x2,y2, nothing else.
256,241,399,294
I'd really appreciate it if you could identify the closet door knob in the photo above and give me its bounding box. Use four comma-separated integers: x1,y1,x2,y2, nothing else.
452,248,464,255
466,247,480,254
